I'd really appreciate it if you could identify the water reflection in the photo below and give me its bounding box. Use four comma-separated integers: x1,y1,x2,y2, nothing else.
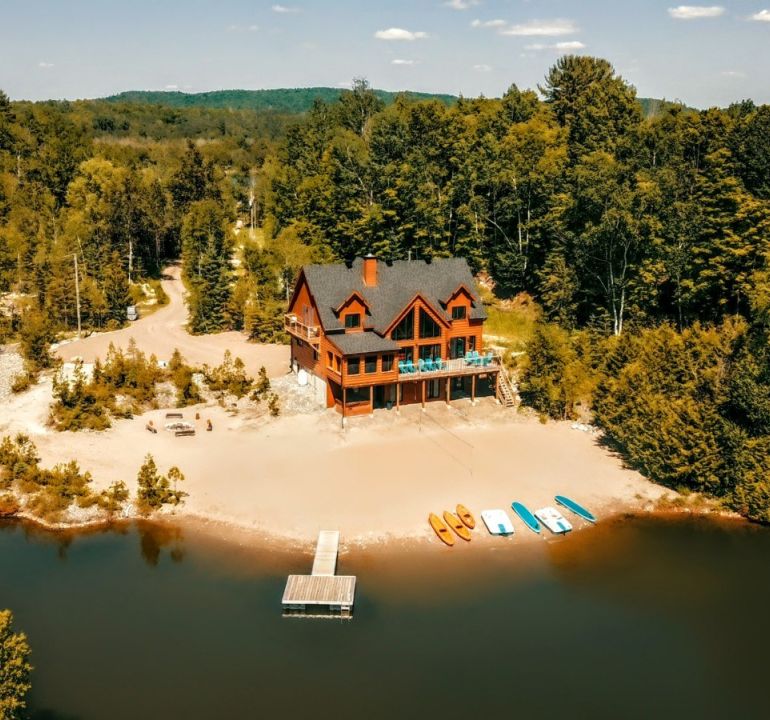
137,523,185,567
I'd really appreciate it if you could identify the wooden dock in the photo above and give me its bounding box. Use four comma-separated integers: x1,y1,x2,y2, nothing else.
282,531,356,617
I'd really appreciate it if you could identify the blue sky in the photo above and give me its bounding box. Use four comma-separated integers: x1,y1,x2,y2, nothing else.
1,1,769,106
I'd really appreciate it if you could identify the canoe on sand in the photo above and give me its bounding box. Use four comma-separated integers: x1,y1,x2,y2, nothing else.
429,513,455,546
443,511,472,542
456,504,476,529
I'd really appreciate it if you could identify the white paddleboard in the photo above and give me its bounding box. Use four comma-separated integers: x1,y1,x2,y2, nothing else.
481,509,515,536
535,507,573,534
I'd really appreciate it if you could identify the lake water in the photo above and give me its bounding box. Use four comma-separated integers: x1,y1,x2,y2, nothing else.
1,514,768,720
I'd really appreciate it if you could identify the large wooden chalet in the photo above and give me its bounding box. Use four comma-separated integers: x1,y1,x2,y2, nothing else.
285,255,515,416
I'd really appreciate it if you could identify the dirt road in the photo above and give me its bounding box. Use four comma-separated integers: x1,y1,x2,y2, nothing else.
55,265,289,377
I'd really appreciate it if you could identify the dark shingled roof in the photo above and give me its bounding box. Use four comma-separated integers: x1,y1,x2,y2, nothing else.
326,331,400,356
302,257,486,335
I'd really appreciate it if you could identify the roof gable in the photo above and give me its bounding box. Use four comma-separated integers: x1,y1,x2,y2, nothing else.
301,257,487,334
334,290,370,314
383,292,451,336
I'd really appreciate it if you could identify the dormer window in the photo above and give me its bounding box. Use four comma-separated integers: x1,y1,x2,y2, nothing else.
345,313,361,329
451,306,467,321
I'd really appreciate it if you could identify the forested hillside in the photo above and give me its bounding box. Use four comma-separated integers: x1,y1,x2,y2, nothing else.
103,87,683,118
2,58,769,520
104,87,457,113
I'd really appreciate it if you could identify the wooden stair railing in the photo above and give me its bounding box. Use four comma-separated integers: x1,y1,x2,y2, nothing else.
495,361,517,408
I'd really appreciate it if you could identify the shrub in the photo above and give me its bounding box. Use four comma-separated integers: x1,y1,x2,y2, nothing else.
0,494,20,518
10,373,32,394
0,434,118,523
268,393,281,417
250,366,271,403
203,350,253,398
136,454,187,514
18,309,55,372
168,349,202,406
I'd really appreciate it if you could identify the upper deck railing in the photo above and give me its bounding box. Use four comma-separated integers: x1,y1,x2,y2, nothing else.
397,353,501,380
285,313,321,344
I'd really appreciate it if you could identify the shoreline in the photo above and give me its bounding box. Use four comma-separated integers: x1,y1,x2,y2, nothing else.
3,500,747,559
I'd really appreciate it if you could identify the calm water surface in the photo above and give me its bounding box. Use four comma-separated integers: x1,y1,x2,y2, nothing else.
1,515,768,720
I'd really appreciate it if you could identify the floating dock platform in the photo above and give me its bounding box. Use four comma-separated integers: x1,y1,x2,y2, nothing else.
282,531,356,617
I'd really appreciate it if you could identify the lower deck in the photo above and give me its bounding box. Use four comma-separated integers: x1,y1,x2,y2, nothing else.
328,371,499,416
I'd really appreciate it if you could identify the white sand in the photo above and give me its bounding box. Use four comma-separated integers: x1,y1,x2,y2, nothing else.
1,264,668,548
0,387,667,547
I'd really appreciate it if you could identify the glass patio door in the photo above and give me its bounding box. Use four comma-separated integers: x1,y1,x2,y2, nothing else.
450,337,466,359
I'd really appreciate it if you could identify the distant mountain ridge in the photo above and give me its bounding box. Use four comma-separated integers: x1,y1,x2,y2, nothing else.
103,88,694,117
104,88,457,113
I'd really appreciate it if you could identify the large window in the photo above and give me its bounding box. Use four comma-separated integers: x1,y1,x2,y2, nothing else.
468,336,476,352
382,354,394,372
347,357,360,375
451,305,467,321
419,308,441,339
345,313,361,329
346,386,370,404
419,344,442,361
365,355,377,373
327,351,334,369
392,310,414,340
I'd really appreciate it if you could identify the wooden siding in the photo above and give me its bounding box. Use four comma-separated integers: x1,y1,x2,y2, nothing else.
338,296,368,332
289,271,488,415
289,275,320,327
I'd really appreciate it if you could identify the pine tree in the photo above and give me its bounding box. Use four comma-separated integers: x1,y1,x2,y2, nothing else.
0,609,33,720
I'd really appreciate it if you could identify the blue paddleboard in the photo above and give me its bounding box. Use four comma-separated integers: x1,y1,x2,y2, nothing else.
555,495,597,523
511,502,540,534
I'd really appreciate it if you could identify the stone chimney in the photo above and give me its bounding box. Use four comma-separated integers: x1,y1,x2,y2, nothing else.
363,254,378,287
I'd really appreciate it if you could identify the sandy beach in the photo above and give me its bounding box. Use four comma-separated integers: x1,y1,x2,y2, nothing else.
0,380,667,549
0,264,669,551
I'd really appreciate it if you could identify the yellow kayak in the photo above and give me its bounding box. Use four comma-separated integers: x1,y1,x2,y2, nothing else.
444,511,472,542
456,504,475,529
429,513,455,546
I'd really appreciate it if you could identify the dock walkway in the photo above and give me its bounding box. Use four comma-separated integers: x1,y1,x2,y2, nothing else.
282,531,356,617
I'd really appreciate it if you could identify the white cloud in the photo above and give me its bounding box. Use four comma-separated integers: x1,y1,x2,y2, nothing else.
749,9,770,22
500,19,579,36
471,18,506,28
525,40,586,51
445,0,480,9
667,6,725,20
374,28,428,41
38,61,54,68
720,70,746,77
392,58,416,65
272,4,299,13
164,84,179,90
248,24,259,31
473,63,492,72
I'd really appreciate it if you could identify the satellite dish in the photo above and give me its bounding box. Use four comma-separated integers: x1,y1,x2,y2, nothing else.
297,368,309,386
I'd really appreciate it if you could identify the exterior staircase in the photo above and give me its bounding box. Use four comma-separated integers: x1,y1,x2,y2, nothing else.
495,365,517,408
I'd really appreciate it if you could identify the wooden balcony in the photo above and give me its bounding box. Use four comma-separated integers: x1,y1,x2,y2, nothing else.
397,355,501,381
285,314,321,345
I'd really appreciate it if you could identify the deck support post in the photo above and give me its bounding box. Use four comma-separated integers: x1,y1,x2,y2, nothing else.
369,384,373,412
342,386,346,420
446,377,451,406
396,382,400,412
471,374,476,404
421,380,426,409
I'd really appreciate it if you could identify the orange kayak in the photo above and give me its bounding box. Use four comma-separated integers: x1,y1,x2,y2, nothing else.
429,513,455,546
456,504,475,529
443,511,472,542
